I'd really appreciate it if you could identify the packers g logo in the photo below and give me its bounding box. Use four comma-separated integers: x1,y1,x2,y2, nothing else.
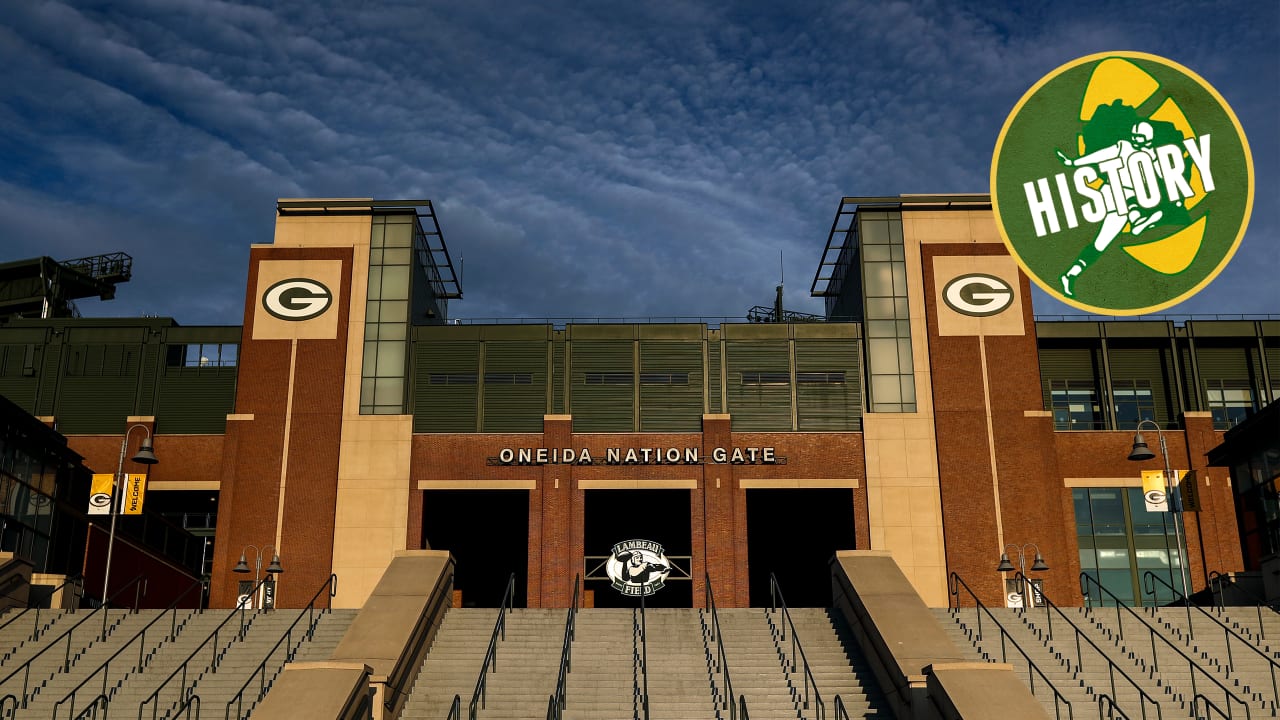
992,52,1253,315
262,278,333,321
942,274,1015,317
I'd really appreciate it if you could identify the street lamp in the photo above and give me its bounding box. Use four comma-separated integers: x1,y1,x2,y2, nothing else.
233,544,283,608
1128,419,1192,606
102,425,159,602
996,542,1049,607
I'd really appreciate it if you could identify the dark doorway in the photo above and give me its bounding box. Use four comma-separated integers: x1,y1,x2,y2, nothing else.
584,490,692,608
746,489,856,607
422,490,529,608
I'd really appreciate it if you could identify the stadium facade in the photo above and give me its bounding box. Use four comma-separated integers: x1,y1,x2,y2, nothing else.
0,196,1273,612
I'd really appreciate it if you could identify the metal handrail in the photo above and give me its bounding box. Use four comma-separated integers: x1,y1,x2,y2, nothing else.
0,694,17,720
1144,570,1280,705
1207,571,1276,640
0,574,83,644
545,574,580,720
70,693,107,720
447,694,461,720
767,573,825,719
54,577,203,719
0,573,146,711
1098,694,1132,719
381,554,456,714
833,695,849,720
224,573,338,720
136,573,274,720
946,573,1073,720
633,595,649,720
1008,572,1161,719
1194,692,1231,720
467,573,516,720
172,694,200,719
739,694,750,719
1078,573,1249,718
702,573,737,720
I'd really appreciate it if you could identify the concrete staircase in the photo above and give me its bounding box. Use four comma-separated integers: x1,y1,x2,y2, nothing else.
936,604,1280,719
0,607,355,719
402,606,892,720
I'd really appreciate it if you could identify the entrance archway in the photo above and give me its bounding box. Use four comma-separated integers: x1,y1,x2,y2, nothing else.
584,489,692,607
422,489,529,607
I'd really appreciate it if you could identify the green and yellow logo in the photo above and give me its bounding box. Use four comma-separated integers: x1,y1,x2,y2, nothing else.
992,52,1253,315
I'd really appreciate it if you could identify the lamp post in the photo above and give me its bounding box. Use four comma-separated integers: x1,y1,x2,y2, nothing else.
996,543,1049,608
1127,419,1192,606
233,545,283,609
102,425,159,603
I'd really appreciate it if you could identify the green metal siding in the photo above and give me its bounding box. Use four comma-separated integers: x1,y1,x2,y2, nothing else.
0,344,40,412
414,341,480,432
725,340,792,431
552,337,566,415
482,341,546,432
571,340,634,432
155,367,237,433
795,339,862,431
1106,346,1174,427
1195,345,1261,404
1038,346,1101,411
638,341,702,432
55,344,144,434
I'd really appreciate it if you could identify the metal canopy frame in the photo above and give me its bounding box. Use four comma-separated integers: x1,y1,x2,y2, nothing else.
275,198,462,300
808,194,991,298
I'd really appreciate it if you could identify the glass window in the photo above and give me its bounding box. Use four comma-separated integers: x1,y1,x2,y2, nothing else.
1051,379,1103,430
1205,379,1254,430
1073,487,1187,606
1113,379,1155,430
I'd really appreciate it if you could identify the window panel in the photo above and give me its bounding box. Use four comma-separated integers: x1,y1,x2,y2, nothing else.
871,375,901,404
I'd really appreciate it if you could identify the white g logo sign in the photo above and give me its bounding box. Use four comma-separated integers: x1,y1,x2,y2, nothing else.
89,492,111,509
262,278,333,321
942,274,1015,317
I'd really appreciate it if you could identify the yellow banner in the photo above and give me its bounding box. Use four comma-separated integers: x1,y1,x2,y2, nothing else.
89,474,114,515
1141,470,1168,512
123,474,147,515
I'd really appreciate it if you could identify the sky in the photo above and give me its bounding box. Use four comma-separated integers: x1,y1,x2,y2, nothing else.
0,0,1275,326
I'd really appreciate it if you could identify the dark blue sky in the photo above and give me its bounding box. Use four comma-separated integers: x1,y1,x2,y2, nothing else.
1,1,1275,325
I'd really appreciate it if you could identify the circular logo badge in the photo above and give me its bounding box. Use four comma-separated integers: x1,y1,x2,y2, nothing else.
992,52,1253,315
1144,489,1166,505
89,492,111,509
605,539,672,597
942,274,1015,317
262,278,333,321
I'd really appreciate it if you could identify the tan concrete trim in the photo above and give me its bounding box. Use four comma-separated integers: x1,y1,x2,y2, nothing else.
150,480,220,491
1064,477,1143,488
702,413,731,420
739,478,861,489
1023,410,1053,417
274,339,299,551
36,416,55,424
577,479,698,490
126,416,156,423
417,480,536,490
543,414,573,421
226,413,255,421
1184,411,1214,418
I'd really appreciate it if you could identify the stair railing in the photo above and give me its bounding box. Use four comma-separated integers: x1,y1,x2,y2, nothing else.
467,573,516,720
1097,694,1132,719
738,694,750,719
447,694,461,720
946,573,1073,720
136,573,275,720
0,694,16,719
224,573,338,720
53,577,203,719
1207,571,1274,641
633,594,649,720
1194,693,1232,720
767,573,825,720
701,573,737,720
1077,573,1249,719
545,574,580,720
833,695,849,720
1143,571,1280,708
1007,572,1161,719
0,573,146,712
381,554,455,715
70,694,107,720
0,574,83,645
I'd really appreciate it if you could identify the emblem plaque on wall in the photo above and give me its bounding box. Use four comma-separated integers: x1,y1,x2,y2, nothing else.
605,539,673,597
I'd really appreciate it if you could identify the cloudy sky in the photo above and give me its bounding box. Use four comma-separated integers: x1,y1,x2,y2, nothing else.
0,1,1275,325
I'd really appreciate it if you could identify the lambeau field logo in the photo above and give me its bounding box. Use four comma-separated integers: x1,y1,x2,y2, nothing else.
992,52,1253,315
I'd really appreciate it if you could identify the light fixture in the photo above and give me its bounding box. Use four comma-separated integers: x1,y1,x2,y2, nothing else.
1127,431,1156,462
131,438,159,464
996,553,1015,573
233,554,251,574
1030,553,1050,572
266,554,284,574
